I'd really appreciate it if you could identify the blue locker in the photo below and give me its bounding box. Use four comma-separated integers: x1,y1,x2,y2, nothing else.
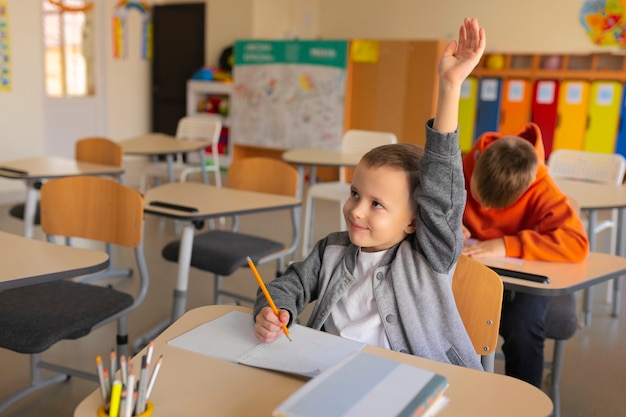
474,78,502,141
614,84,626,159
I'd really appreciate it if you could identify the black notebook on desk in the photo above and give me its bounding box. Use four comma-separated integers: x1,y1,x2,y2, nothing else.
167,310,365,378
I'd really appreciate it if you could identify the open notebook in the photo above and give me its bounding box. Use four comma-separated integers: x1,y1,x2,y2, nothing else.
167,310,365,378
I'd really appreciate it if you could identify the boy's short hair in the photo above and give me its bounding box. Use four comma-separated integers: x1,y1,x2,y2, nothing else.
361,143,424,209
473,136,538,209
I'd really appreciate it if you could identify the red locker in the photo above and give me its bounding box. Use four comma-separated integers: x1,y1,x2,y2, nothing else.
531,80,560,159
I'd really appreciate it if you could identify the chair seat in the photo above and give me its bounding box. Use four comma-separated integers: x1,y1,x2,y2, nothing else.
162,230,285,276
9,202,41,225
0,280,133,354
545,293,578,341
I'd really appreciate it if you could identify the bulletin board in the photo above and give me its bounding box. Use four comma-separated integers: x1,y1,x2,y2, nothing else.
231,40,348,150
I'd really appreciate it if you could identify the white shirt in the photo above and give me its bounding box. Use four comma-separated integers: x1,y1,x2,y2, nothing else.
325,249,391,349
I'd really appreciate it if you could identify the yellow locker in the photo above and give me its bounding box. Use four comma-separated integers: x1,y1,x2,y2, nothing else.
583,81,623,154
553,80,590,151
459,76,478,153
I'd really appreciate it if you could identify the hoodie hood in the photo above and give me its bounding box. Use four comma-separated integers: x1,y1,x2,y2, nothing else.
462,122,548,183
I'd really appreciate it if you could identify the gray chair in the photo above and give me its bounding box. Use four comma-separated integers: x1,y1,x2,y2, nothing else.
544,293,578,417
0,176,149,413
161,157,300,305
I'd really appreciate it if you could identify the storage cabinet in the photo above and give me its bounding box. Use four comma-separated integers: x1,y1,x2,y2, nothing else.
186,80,233,167
468,53,626,157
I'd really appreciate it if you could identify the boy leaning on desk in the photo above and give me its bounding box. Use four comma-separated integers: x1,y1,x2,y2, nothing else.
461,123,589,387
253,18,487,370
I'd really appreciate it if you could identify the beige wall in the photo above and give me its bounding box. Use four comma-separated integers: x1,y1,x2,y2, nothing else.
317,0,606,54
0,0,617,200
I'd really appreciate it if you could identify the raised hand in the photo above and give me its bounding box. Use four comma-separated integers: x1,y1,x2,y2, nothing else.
438,17,486,86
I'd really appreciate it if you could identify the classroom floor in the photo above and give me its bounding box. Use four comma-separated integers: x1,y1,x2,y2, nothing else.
0,170,625,417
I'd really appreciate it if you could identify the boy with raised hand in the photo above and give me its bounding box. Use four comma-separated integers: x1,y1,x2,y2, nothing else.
462,123,589,386
254,18,486,369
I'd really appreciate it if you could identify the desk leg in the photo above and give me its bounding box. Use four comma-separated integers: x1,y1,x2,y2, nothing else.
612,208,626,317
166,154,175,182
581,210,597,327
23,181,39,239
198,149,209,184
132,221,195,352
171,222,195,321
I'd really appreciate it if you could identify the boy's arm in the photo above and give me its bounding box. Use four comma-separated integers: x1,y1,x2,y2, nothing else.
433,17,486,133
506,190,589,262
415,19,485,273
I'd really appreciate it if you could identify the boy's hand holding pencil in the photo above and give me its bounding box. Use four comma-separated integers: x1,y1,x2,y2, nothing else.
247,256,292,343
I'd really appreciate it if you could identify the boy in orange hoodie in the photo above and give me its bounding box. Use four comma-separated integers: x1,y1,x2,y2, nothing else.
462,123,589,388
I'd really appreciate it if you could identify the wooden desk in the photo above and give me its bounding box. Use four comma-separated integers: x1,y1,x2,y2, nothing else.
135,183,301,349
74,305,554,417
282,148,362,199
478,252,626,296
0,230,109,290
120,133,213,184
555,178,626,324
0,157,124,238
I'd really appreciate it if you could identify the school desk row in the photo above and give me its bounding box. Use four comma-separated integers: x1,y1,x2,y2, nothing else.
3,140,626,328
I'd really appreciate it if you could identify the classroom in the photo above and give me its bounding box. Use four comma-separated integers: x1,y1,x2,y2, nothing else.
1,0,625,416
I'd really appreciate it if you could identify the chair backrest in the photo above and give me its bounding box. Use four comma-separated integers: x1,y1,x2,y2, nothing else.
40,176,144,248
452,255,503,356
339,130,398,181
228,157,298,197
176,116,222,146
548,149,626,185
75,137,124,167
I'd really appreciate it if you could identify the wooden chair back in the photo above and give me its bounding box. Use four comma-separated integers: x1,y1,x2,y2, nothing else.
452,255,503,356
75,137,124,167
227,157,298,197
40,176,143,248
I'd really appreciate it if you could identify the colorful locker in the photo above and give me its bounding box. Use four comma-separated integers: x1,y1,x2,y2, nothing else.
614,86,626,158
583,80,623,154
499,79,532,135
531,80,560,159
552,80,590,152
459,77,478,153
474,78,502,141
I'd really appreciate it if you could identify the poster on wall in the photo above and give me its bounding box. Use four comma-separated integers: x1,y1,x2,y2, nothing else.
231,40,348,150
580,0,626,46
112,0,152,60
0,1,11,92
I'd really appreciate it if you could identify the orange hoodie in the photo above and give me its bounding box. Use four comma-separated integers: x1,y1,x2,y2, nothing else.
462,123,589,262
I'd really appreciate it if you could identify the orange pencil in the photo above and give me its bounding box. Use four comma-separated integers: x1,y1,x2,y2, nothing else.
246,256,292,341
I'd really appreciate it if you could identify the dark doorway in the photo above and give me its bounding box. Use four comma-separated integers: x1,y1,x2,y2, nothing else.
151,4,205,135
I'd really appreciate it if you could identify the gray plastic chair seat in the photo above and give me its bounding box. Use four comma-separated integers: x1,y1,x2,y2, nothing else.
9,202,41,225
545,294,578,340
162,230,284,276
0,280,133,354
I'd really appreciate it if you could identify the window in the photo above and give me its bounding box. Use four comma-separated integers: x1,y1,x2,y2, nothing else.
42,0,95,97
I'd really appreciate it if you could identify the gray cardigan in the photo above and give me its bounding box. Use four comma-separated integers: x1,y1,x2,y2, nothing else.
253,120,482,370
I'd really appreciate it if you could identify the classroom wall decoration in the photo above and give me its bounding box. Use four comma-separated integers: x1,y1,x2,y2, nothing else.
112,0,152,60
580,0,626,46
0,1,10,92
231,40,348,150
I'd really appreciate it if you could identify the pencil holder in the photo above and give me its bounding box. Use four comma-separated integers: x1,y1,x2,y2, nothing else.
97,401,154,417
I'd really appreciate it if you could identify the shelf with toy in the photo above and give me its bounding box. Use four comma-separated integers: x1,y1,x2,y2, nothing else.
186,80,234,167
471,52,626,82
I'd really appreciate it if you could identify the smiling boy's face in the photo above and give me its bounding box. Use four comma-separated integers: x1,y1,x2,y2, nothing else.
342,162,416,253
